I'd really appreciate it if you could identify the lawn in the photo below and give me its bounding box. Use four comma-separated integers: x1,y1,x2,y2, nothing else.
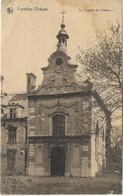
1,175,122,194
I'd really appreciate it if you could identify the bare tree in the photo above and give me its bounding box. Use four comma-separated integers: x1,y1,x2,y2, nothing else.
76,23,122,114
76,22,122,165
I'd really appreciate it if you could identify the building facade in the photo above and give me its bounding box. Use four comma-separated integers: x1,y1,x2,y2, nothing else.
1,93,27,175
1,18,109,177
26,19,107,177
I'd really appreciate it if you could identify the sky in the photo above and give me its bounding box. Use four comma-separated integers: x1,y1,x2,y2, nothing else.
1,0,121,93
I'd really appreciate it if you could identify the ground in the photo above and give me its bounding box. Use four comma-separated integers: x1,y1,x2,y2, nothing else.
1,175,122,194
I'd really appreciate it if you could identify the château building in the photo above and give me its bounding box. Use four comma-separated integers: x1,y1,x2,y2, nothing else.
1,17,110,177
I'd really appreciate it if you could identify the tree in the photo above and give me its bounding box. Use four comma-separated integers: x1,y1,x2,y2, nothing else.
76,23,122,113
110,127,122,173
76,22,122,165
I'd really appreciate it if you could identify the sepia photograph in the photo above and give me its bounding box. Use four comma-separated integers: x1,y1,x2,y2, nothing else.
1,0,122,194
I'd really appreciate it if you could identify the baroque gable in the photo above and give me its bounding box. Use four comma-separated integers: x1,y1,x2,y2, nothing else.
36,50,81,95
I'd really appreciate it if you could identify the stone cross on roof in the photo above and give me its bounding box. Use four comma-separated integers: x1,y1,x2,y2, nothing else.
61,10,66,24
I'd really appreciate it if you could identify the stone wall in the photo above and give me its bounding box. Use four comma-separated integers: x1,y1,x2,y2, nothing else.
28,143,46,176
27,140,91,177
27,92,93,177
28,94,92,137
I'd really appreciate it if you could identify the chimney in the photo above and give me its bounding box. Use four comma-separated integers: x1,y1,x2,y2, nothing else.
26,73,36,94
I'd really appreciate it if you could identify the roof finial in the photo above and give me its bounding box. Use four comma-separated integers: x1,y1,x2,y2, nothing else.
56,11,69,52
61,10,66,27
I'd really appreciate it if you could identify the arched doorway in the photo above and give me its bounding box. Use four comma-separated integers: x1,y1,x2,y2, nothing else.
50,147,65,176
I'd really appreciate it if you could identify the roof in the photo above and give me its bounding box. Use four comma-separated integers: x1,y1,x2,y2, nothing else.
1,94,14,106
9,93,27,102
2,93,28,118
91,90,111,117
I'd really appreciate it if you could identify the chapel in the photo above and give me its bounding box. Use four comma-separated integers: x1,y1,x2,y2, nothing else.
26,16,106,177
1,16,109,177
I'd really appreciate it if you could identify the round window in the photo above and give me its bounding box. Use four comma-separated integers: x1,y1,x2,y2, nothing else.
55,57,63,65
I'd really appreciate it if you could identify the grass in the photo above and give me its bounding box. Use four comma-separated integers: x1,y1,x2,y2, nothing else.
1,175,122,194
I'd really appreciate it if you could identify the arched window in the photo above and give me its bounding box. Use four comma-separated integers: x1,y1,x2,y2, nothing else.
52,114,65,136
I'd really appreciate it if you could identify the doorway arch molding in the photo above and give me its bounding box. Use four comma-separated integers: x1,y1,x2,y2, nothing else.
48,111,69,117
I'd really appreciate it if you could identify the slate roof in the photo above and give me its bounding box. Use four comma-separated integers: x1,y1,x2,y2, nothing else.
2,92,28,118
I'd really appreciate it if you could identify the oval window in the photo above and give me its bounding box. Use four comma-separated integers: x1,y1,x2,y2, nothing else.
55,57,63,65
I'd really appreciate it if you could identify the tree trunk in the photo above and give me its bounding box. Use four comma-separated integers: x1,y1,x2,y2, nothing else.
105,114,111,168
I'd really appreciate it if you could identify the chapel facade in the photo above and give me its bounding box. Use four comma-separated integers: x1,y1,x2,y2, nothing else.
1,17,109,177
26,18,106,177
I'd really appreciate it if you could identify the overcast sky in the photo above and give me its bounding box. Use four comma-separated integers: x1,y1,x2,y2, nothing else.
2,0,121,93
